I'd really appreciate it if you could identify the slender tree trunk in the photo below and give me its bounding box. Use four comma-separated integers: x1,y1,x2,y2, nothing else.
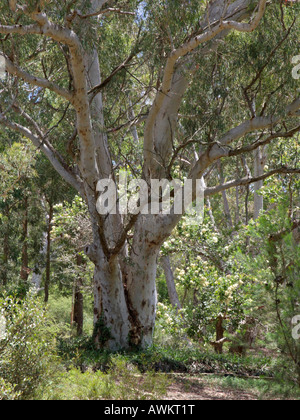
235,158,241,225
218,161,233,228
1,207,9,286
31,230,47,291
253,147,266,220
235,187,240,225
44,203,53,303
127,92,140,144
20,196,29,282
74,285,83,335
161,255,181,310
72,253,84,336
31,199,49,291
2,231,9,286
214,315,225,354
201,175,218,232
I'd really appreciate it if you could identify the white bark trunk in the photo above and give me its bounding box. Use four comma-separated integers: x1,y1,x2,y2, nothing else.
86,49,113,179
126,217,161,347
161,255,181,310
253,147,266,220
127,93,140,144
93,254,131,350
218,161,233,228
31,229,47,291
92,224,161,349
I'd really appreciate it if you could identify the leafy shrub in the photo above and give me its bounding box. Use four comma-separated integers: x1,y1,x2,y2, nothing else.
45,357,169,400
47,293,94,337
0,292,60,399
0,378,20,400
155,302,187,347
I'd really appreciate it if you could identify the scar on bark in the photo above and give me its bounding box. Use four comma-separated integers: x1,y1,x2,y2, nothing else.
124,283,143,347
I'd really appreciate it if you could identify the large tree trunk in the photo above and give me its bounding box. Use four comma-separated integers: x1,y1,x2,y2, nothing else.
126,221,160,348
82,3,161,349
90,215,162,350
93,254,131,350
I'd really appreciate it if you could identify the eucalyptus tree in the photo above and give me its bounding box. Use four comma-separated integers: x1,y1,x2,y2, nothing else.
0,0,299,349
0,139,40,288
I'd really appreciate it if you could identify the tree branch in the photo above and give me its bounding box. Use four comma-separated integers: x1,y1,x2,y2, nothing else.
76,8,135,19
0,111,84,195
228,125,300,158
2,54,74,103
16,8,100,187
144,0,268,176
205,167,300,197
189,96,300,180
0,23,42,36
270,220,300,243
88,52,136,101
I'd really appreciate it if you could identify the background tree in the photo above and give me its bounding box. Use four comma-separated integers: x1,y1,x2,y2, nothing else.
0,0,299,349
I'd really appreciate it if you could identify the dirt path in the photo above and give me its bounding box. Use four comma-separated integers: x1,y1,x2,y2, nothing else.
164,376,260,400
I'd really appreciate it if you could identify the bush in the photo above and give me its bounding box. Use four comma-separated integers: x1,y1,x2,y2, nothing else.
0,291,60,400
0,378,20,401
47,294,94,337
45,357,169,400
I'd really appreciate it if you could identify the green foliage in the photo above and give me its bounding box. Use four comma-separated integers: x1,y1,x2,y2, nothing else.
51,196,94,291
160,212,259,346
0,0,299,399
44,356,169,401
0,378,20,401
0,292,60,399
92,315,113,349
239,201,300,386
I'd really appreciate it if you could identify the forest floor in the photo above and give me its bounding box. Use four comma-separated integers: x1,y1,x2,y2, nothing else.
165,376,263,400
163,374,297,400
55,340,300,400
